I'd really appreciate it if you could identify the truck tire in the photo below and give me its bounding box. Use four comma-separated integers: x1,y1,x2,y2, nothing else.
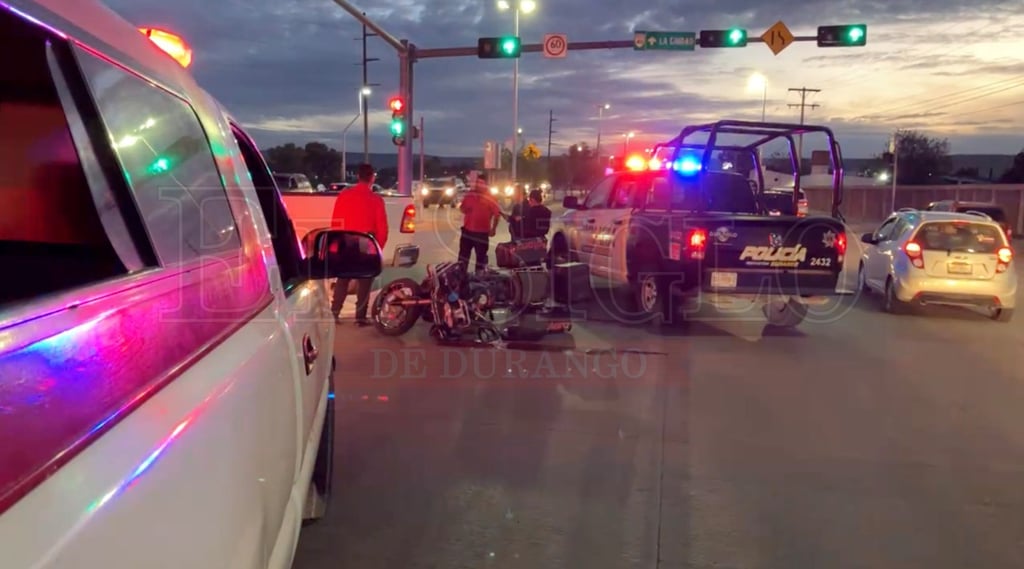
303,373,335,523
764,298,808,328
372,278,423,336
634,269,680,327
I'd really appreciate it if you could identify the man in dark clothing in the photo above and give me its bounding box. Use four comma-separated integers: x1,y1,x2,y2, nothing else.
507,184,528,241
458,174,501,272
521,189,552,240
330,163,388,325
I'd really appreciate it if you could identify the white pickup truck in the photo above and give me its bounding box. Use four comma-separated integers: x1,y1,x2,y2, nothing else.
281,190,420,268
0,2,382,568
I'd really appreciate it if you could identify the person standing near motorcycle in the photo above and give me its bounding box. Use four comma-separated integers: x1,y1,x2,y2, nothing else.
521,189,552,240
507,184,528,241
458,173,501,272
330,163,389,325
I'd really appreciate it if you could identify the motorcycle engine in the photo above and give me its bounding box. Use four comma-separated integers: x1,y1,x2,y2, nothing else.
432,262,471,330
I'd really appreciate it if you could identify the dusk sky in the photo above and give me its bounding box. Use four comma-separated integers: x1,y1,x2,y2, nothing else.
103,0,1024,158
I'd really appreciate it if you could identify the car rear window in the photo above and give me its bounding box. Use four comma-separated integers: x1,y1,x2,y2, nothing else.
914,221,1006,253
955,206,1006,222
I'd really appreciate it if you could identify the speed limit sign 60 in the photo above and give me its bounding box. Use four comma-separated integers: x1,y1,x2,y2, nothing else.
543,34,567,58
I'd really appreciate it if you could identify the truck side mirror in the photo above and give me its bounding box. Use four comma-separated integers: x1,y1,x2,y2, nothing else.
562,196,579,209
304,228,383,280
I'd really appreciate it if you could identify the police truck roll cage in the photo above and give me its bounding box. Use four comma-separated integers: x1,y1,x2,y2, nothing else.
651,120,845,220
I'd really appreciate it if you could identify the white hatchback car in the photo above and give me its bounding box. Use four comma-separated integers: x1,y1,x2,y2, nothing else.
858,209,1016,322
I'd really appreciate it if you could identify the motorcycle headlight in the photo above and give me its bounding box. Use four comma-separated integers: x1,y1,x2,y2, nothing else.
420,188,429,196
445,187,454,195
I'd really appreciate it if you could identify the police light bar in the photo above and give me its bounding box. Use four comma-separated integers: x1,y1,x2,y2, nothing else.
139,28,192,68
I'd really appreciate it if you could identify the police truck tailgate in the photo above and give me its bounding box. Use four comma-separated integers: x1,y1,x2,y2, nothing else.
680,215,846,296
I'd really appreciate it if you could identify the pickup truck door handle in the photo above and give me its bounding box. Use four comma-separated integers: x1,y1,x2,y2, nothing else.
302,334,318,375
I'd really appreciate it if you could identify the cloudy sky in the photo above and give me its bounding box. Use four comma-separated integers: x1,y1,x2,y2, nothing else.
103,0,1024,158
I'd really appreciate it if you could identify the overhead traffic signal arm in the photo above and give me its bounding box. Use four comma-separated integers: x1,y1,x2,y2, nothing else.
477,36,522,58
817,24,867,47
698,28,747,48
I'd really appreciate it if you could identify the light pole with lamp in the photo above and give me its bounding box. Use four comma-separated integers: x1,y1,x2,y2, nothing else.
341,86,372,180
497,0,536,184
621,131,635,156
747,73,767,121
595,102,610,159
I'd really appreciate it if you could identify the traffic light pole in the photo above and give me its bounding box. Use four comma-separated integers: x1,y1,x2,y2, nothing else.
398,41,414,197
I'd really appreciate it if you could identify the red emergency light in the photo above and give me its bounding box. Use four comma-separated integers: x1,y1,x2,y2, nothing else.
139,28,192,68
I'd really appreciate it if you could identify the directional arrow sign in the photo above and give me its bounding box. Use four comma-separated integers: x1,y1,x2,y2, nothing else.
633,31,695,51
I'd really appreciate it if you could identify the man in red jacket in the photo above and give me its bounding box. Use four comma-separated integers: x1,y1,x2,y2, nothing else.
458,173,501,272
330,163,388,325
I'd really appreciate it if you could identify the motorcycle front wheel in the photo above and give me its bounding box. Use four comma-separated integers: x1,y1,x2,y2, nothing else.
372,278,424,336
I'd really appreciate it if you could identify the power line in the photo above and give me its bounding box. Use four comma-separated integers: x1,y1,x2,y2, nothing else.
956,98,1024,117
787,87,820,161
875,77,1024,121
855,75,1024,121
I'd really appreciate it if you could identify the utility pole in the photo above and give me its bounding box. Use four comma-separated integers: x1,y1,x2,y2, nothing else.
547,109,556,178
356,14,380,164
419,115,425,185
787,87,820,168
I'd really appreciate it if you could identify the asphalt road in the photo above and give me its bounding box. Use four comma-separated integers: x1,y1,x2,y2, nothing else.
299,206,1024,569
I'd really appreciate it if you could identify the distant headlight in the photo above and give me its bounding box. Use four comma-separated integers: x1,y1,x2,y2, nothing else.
490,186,499,195
421,188,429,196
504,186,514,196
445,187,454,195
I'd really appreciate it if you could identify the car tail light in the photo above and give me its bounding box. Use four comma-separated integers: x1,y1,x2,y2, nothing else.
687,228,707,260
997,246,1013,273
797,198,809,217
836,231,847,260
400,204,416,233
904,241,924,269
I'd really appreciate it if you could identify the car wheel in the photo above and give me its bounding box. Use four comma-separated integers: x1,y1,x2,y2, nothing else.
634,270,681,327
303,374,334,523
883,277,907,314
857,263,870,294
991,307,1014,322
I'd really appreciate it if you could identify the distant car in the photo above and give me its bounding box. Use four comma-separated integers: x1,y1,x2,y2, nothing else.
272,172,315,192
926,200,1012,239
858,209,1016,321
420,177,461,208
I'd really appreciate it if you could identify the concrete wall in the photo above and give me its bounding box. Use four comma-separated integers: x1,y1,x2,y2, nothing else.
803,184,1024,233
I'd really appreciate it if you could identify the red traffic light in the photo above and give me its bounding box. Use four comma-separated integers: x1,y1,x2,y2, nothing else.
388,97,405,113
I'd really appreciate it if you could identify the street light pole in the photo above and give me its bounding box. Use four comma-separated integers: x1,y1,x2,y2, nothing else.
341,87,371,180
595,103,609,159
511,7,520,183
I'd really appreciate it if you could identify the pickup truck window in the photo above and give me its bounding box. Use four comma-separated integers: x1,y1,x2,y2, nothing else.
77,52,241,266
0,10,140,306
231,125,305,292
583,176,616,209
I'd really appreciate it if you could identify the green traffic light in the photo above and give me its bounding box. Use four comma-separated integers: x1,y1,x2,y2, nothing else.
147,157,170,174
848,26,865,43
502,39,516,54
390,120,403,136
728,28,745,45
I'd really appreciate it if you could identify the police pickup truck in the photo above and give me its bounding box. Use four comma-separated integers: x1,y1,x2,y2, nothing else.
0,2,380,567
550,121,847,327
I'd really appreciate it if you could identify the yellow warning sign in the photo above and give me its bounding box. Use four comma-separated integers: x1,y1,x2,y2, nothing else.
760,20,794,55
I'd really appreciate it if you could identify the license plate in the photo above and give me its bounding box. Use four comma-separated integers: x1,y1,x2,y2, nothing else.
710,271,738,288
947,262,972,275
